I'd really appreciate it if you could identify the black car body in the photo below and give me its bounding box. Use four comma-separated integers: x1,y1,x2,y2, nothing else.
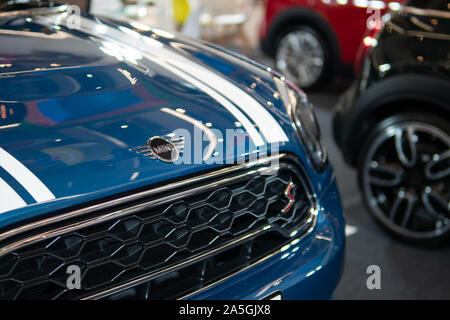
333,0,450,244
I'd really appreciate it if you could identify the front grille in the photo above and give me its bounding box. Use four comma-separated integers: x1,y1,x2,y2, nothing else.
0,156,315,300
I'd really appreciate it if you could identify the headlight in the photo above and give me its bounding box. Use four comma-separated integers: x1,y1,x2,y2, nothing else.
274,77,328,171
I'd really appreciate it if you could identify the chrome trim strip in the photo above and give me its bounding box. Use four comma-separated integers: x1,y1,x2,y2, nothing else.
0,4,68,17
84,208,318,300
0,168,273,257
178,209,318,300
386,20,450,41
402,6,450,19
0,154,284,251
0,153,317,300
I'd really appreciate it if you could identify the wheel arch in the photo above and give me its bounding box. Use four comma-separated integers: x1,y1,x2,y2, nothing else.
341,74,450,167
260,6,341,70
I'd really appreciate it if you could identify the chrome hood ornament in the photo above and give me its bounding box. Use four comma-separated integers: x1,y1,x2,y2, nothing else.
131,136,184,162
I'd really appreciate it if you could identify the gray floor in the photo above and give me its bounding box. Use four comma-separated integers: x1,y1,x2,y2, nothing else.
309,88,450,300
241,48,450,299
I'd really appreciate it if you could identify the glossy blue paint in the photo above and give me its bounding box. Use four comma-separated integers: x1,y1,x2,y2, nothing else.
0,11,344,299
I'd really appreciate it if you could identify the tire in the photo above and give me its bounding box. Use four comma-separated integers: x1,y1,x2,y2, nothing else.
357,113,450,245
274,26,329,90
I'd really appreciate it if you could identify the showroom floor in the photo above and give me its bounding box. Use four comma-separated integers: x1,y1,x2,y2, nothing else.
310,87,450,300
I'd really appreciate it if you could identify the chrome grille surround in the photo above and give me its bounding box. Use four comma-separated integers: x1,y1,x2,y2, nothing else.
0,154,317,300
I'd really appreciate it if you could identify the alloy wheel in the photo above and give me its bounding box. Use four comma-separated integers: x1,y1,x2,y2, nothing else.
275,29,325,88
361,121,450,240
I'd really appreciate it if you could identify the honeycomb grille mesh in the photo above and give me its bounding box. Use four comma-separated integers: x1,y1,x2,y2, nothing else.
0,160,313,300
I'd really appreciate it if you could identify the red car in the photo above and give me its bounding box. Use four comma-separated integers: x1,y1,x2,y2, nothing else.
260,0,406,89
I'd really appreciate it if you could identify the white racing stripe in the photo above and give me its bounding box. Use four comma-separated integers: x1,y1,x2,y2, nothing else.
161,107,218,159
0,177,26,213
71,17,287,146
68,17,264,146
0,148,55,203
152,54,265,146
151,47,289,144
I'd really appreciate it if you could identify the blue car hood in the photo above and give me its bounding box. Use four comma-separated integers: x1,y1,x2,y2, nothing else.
0,13,312,226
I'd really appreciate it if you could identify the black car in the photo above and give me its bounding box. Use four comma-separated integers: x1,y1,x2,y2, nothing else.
333,0,450,244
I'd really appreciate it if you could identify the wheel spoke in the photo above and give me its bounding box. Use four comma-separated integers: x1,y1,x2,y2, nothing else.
297,64,312,82
368,162,404,187
425,150,450,180
308,57,324,68
395,127,418,167
276,58,287,71
400,194,417,227
421,187,449,220
287,34,302,55
389,190,416,224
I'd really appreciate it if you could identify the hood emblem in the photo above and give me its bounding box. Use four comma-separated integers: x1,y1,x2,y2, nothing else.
131,136,184,162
